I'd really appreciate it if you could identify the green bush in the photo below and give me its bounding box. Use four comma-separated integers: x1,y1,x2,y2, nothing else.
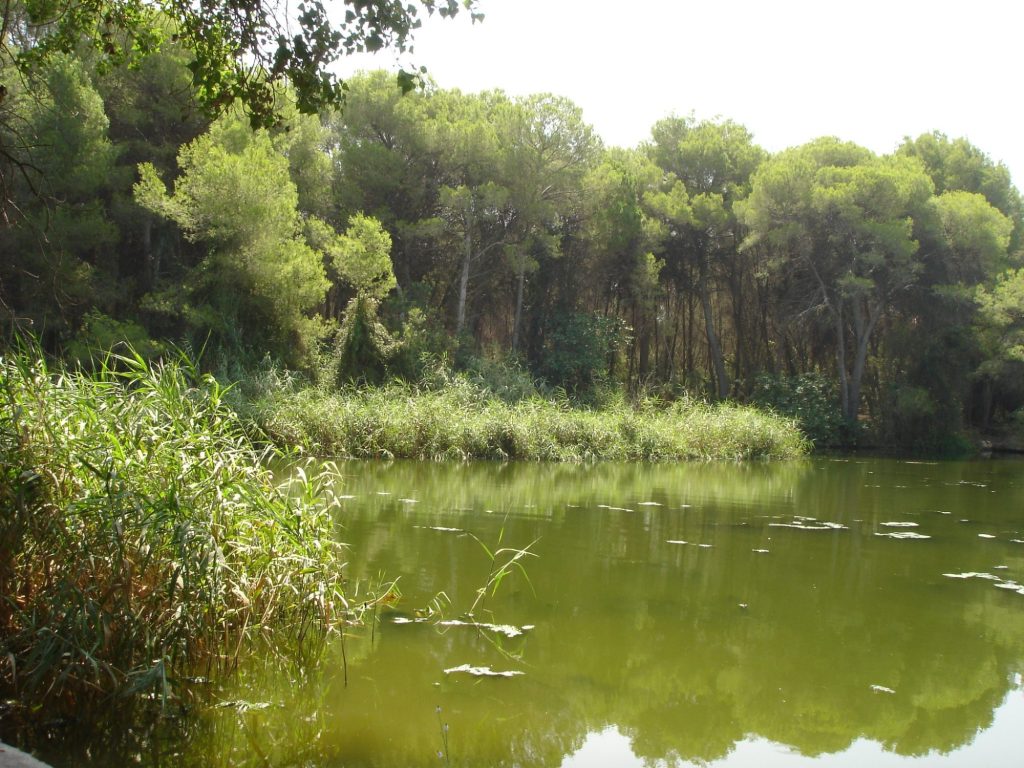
750,372,848,447
536,313,625,399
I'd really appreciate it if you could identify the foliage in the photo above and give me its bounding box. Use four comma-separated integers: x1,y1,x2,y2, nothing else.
251,380,809,462
7,1,480,127
334,295,399,385
134,114,329,368
65,310,166,364
750,372,848,447
537,312,624,399
0,346,355,713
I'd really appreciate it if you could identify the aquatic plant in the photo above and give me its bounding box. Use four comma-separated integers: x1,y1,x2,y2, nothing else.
252,379,810,461
0,347,358,713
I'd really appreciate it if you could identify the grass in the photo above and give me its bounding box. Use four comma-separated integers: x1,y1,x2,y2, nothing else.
0,347,365,714
250,376,810,462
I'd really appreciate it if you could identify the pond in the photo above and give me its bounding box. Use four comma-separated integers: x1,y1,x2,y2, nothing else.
25,458,1024,767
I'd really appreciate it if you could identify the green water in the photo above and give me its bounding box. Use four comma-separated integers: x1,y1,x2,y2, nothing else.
31,458,1024,766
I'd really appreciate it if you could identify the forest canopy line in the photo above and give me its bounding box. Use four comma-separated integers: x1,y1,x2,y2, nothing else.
1,13,1023,451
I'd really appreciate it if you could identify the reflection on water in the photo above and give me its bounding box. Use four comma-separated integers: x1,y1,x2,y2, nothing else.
565,684,1024,767
19,459,1024,767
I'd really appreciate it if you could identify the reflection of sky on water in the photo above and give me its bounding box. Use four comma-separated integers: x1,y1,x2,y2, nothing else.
562,686,1024,768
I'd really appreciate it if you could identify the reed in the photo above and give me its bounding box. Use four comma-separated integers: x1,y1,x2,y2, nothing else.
253,378,809,462
0,347,355,713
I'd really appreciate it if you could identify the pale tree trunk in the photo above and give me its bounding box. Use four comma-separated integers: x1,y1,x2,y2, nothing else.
455,196,474,336
835,305,851,423
847,299,881,427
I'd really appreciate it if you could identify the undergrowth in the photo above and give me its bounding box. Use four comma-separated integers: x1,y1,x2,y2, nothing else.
251,377,809,461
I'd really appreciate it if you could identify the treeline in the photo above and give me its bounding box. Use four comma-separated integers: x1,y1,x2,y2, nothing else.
2,40,1023,448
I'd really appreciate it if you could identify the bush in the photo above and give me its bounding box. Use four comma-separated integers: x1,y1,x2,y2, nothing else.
750,372,848,447
536,313,625,400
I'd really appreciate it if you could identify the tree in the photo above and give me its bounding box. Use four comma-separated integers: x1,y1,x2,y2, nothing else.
0,53,118,343
973,268,1024,425
648,116,764,398
582,147,663,384
743,139,935,424
134,114,328,367
2,0,480,220
898,132,1022,251
496,94,599,353
327,213,399,383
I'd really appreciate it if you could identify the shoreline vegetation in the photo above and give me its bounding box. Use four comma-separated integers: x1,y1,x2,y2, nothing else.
250,379,809,462
0,349,370,718
0,345,804,722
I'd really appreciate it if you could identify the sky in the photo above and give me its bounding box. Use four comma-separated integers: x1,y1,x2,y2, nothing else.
334,0,1023,188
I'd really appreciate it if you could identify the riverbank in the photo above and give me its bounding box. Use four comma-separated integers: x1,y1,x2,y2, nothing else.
249,381,810,461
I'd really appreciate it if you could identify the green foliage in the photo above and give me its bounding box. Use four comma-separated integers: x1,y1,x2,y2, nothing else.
871,380,973,454
252,380,809,462
10,1,480,130
750,373,848,447
973,268,1024,422
331,213,397,300
0,346,353,712
537,313,624,399
0,53,118,344
334,295,399,385
66,310,166,364
134,115,329,368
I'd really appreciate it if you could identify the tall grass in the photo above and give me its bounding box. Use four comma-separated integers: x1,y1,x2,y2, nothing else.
252,377,810,462
0,348,357,713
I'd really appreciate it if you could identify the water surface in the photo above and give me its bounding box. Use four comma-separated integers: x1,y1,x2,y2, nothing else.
28,458,1024,766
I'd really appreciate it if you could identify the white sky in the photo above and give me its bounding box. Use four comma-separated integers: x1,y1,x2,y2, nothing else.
335,0,1023,188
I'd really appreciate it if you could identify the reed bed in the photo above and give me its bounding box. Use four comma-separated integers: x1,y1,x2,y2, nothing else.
254,379,809,462
0,349,354,713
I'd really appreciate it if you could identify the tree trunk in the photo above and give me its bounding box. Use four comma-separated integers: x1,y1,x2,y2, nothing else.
511,259,525,353
455,196,474,336
698,256,729,399
847,300,880,428
835,306,851,423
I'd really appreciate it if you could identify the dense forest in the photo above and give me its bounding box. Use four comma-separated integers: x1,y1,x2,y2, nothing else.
3,9,1023,450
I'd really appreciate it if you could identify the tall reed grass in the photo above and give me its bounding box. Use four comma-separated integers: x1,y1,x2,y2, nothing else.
253,378,809,462
0,348,355,713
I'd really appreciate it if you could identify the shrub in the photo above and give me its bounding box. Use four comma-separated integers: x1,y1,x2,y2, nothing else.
750,372,848,447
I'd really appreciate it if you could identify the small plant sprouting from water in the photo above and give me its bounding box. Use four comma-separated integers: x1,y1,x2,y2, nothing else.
436,705,451,766
465,524,537,618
